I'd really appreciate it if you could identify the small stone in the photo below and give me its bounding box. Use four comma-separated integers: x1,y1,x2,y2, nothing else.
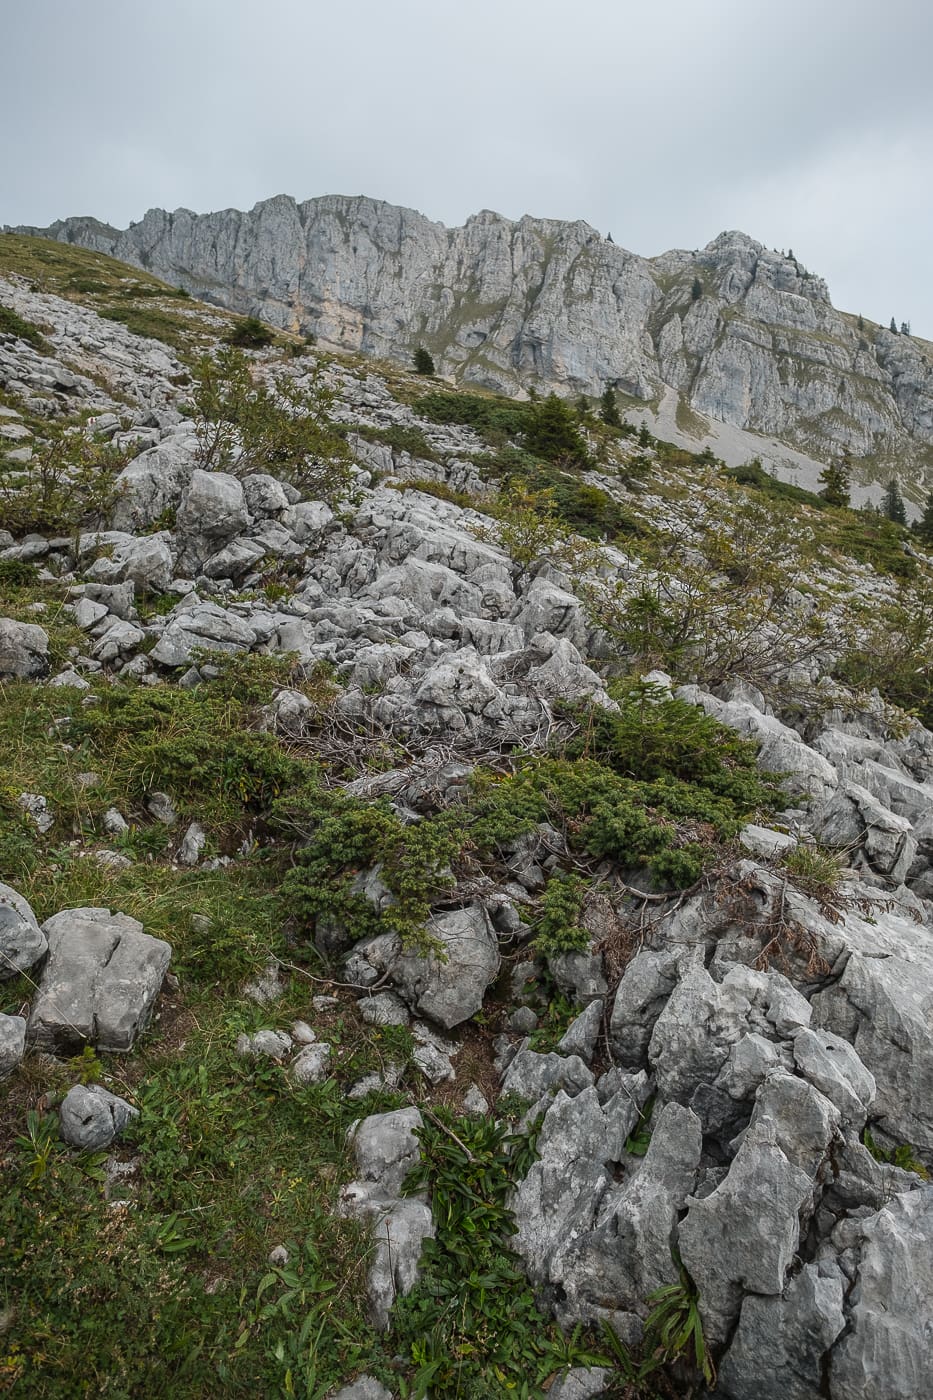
236,1029,292,1060
347,1072,388,1100
326,1375,394,1400
95,850,133,870
462,1083,490,1116
242,959,283,1005
268,1244,290,1267
146,791,177,826
360,991,411,1026
17,792,53,834
59,1084,138,1151
739,824,797,860
103,808,129,836
509,1006,539,1034
0,882,47,980
48,668,90,690
412,1042,455,1084
0,1015,27,1078
312,995,340,1012
291,1020,316,1044
73,596,109,630
557,999,604,1063
291,1042,332,1084
177,821,206,866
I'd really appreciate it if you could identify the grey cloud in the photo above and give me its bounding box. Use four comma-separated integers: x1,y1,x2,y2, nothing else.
3,0,932,334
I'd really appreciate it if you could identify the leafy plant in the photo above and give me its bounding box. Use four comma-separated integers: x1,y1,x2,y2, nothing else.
415,389,529,442
643,1263,715,1388
522,393,590,467
14,1112,59,1185
584,480,831,696
476,481,598,581
0,423,130,533
834,576,933,727
624,1096,655,1157
781,844,844,901
862,1128,929,1179
394,1112,599,1398
187,346,353,502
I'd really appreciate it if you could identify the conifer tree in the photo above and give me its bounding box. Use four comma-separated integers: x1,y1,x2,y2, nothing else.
691,277,703,302
523,393,589,465
890,317,898,334
600,384,621,427
818,456,851,508
914,491,933,546
883,478,907,525
413,346,435,375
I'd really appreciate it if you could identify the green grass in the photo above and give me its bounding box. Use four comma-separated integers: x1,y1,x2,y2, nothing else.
0,1004,391,1397
98,304,198,355
350,421,439,463
0,234,251,360
0,304,52,354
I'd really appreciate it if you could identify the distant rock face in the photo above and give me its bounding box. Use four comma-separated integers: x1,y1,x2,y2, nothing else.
18,196,933,466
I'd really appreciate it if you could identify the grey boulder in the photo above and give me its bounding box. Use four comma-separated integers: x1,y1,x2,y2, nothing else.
0,881,47,979
388,903,500,1029
830,1188,933,1400
718,1260,846,1400
175,469,249,569
347,1107,423,1198
59,1083,138,1150
28,907,171,1052
0,617,49,679
0,1014,26,1078
110,434,199,531
150,602,258,666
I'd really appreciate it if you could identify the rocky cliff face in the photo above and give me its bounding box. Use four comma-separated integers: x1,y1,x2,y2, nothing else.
17,196,933,478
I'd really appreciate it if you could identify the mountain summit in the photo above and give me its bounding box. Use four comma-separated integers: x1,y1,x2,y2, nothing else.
15,195,933,484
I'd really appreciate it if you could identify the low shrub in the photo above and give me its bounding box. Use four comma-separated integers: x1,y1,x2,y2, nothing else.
0,425,130,534
415,389,529,441
0,304,52,353
225,315,275,348
188,347,353,502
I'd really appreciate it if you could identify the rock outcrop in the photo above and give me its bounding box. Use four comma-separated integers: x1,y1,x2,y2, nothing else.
18,196,933,474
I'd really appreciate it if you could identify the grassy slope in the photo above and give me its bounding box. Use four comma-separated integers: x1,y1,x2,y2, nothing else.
1,235,931,1397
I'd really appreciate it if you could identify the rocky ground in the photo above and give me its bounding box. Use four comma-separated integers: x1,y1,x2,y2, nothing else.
1,239,932,1398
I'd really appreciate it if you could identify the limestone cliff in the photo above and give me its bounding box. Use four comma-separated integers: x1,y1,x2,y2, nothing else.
18,195,933,474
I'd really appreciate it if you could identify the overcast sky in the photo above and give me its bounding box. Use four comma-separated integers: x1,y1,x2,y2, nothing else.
4,0,932,335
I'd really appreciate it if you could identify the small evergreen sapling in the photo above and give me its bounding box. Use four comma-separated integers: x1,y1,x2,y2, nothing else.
883,478,907,525
818,455,851,508
413,346,435,375
226,315,274,348
600,384,622,427
914,491,933,547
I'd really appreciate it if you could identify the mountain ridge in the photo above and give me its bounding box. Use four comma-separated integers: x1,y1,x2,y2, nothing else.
12,194,933,491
